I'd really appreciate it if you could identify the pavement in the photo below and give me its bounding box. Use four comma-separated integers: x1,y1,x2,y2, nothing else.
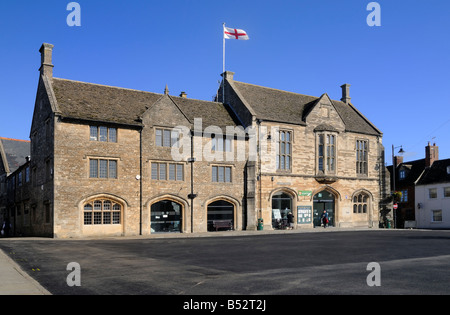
0,226,397,295
0,247,51,295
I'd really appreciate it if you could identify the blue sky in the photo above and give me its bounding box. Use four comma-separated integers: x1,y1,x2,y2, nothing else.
1,0,449,164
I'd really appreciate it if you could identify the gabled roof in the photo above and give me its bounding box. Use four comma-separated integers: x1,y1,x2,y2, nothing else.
0,137,30,174
51,78,239,129
387,159,426,186
416,158,450,185
229,80,382,136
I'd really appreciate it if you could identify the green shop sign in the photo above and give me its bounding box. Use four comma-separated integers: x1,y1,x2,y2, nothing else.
298,190,312,197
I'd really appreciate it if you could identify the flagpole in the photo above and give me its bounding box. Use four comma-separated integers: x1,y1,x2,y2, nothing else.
222,22,225,105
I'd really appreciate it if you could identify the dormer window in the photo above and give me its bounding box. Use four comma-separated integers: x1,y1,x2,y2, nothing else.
399,169,406,180
447,166,450,175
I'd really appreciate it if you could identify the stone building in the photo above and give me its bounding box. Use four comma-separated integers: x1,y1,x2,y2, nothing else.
218,71,386,230
1,43,386,237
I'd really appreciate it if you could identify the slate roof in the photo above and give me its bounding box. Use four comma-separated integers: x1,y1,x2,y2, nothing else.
230,81,382,136
52,78,239,128
0,137,30,174
416,158,450,185
387,159,426,188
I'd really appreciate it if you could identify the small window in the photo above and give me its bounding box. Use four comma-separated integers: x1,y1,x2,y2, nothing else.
399,170,406,180
212,136,232,152
212,166,232,183
444,187,450,198
432,210,442,222
151,162,184,181
400,190,408,202
90,126,117,143
353,192,369,214
429,188,437,199
156,128,179,147
89,159,118,179
447,166,450,175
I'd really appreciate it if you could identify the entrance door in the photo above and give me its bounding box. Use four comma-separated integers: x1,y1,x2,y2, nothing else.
272,192,292,229
207,200,234,231
151,200,182,233
313,190,335,227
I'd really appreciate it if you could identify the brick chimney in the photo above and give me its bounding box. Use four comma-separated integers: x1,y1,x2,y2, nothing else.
394,155,403,167
425,142,439,167
179,91,187,98
340,83,351,104
39,43,54,79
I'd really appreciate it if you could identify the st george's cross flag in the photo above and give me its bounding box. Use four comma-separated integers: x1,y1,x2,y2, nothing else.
224,26,249,40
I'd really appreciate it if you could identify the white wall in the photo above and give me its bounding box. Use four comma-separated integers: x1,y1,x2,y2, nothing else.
415,182,450,229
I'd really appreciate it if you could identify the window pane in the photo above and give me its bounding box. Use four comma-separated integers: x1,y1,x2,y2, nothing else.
94,212,102,224
90,160,98,178
151,163,158,180
444,187,450,198
218,166,224,182
109,128,117,142
99,126,108,142
84,212,92,225
169,164,176,180
163,130,171,147
212,166,217,182
94,200,102,210
225,167,231,182
109,160,117,179
99,160,108,178
90,126,98,141
176,164,183,181
218,137,224,151
171,130,179,148
225,138,232,152
103,212,111,224
84,204,93,211
103,200,111,210
112,212,121,224
156,129,162,146
159,163,166,180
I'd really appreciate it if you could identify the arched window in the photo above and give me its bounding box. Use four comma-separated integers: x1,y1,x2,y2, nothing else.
353,193,369,214
84,199,122,225
207,200,235,231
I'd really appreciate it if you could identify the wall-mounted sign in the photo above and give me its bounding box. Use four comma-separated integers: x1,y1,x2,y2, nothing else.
298,190,312,197
297,206,312,224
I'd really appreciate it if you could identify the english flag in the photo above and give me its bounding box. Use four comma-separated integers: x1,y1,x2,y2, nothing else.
224,26,249,40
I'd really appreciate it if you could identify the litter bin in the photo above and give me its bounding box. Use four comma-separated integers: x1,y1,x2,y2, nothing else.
257,218,264,231
386,219,391,229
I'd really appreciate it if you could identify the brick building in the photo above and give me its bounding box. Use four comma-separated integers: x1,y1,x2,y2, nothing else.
1,43,386,237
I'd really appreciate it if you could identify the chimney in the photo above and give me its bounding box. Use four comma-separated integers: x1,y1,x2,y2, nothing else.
221,71,235,81
39,43,54,79
425,142,439,167
179,91,187,98
340,83,351,104
164,84,169,95
394,155,403,167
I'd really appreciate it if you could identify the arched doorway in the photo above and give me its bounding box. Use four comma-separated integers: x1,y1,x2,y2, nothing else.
271,192,293,229
313,190,335,227
207,200,234,231
151,200,182,233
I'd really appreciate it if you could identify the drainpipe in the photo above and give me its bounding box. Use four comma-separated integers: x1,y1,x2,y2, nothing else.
187,130,197,233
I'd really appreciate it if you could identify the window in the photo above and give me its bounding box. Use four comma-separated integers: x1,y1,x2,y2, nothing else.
447,166,450,175
277,130,291,171
356,140,368,175
429,188,437,199
18,171,22,187
89,159,118,179
399,170,406,180
353,193,369,214
212,166,232,183
155,128,179,147
444,187,450,198
432,210,442,222
83,199,122,225
211,136,232,152
151,162,184,181
318,133,336,173
400,190,408,202
90,126,117,142
25,167,30,183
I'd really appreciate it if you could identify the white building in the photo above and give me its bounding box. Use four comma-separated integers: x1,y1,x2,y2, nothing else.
415,158,450,229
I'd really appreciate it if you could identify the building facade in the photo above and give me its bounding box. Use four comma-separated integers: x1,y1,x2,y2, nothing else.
1,43,387,238
415,158,450,229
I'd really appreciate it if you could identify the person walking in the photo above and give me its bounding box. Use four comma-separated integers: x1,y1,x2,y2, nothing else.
321,210,329,228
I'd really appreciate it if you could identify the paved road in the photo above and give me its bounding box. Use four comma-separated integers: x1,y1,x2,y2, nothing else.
0,229,450,295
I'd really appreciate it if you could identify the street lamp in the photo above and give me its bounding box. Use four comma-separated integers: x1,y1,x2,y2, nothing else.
392,144,405,228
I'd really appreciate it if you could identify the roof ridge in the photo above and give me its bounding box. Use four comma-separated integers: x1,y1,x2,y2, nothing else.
53,77,163,96
0,137,30,143
233,80,321,100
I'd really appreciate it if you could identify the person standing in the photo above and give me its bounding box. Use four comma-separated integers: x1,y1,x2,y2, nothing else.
321,210,329,228
287,212,294,230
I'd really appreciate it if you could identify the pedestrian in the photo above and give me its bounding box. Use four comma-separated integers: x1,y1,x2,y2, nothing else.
287,212,294,230
2,217,11,237
321,210,329,228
